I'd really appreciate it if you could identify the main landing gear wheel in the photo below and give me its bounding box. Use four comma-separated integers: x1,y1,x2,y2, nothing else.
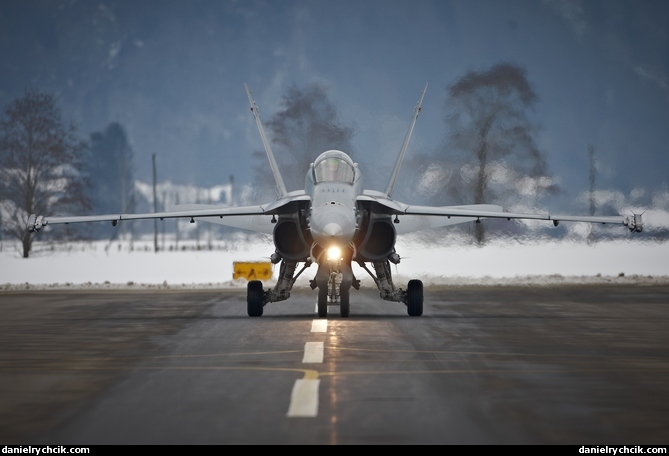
406,279,423,317
247,280,264,317
317,287,328,318
340,289,350,318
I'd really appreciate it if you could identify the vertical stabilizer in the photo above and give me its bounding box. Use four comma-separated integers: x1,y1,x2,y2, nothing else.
245,83,288,198
385,83,428,199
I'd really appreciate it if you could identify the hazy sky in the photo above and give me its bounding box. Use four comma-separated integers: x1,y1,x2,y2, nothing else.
1,0,668,212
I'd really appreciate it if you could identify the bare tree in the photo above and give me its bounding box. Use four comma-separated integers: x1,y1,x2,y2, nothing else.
0,90,91,257
434,62,558,244
84,122,135,240
252,83,354,197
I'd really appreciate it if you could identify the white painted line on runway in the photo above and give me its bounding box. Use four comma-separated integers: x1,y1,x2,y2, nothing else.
286,379,320,417
311,319,327,333
287,309,327,418
302,341,324,363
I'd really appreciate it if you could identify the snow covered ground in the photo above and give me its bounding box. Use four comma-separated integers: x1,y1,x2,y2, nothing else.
2,234,669,290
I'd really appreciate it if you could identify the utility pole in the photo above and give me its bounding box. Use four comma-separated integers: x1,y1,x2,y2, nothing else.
152,153,158,253
588,144,596,216
175,192,180,250
588,144,596,244
121,146,127,244
162,190,167,251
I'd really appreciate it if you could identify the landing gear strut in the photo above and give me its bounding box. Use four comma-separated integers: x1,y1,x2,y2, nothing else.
358,258,424,317
245,257,310,317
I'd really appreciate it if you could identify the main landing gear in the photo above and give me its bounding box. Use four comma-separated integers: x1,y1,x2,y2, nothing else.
245,256,423,317
358,258,424,316
246,258,309,317
406,279,423,317
247,280,265,317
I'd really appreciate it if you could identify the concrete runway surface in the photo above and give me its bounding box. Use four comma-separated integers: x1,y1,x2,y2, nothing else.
1,284,668,445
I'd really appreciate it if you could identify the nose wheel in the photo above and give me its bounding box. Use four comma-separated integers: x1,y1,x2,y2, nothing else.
317,272,351,318
317,287,328,318
339,289,350,317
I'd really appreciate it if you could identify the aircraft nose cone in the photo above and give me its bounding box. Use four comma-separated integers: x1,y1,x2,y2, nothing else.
322,222,343,237
310,205,356,247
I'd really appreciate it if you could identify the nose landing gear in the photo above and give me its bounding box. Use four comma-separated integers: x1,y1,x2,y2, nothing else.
317,266,351,318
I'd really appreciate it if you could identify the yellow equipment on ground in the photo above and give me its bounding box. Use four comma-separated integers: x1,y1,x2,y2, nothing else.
233,262,272,281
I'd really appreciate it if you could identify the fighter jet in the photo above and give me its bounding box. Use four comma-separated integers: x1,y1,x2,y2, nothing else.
27,83,643,318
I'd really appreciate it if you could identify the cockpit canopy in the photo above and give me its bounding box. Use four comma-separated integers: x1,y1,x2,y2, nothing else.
312,150,356,184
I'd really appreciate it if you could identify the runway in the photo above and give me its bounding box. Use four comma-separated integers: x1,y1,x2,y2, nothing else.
1,284,668,445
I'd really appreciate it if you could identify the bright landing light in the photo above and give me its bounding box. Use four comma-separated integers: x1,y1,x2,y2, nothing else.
326,246,342,260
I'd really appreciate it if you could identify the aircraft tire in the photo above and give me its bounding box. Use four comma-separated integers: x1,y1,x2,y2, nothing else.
247,280,264,317
340,289,350,318
406,279,423,317
317,287,328,318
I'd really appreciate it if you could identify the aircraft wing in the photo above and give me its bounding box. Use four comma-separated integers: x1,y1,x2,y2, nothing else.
358,193,643,234
167,204,276,234
26,193,311,234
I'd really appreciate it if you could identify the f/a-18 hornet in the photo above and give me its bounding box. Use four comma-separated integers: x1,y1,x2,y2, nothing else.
27,83,643,318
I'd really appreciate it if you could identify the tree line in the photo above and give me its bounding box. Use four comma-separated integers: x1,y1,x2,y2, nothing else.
0,88,243,258
250,62,561,245
2,62,631,258
0,90,136,257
